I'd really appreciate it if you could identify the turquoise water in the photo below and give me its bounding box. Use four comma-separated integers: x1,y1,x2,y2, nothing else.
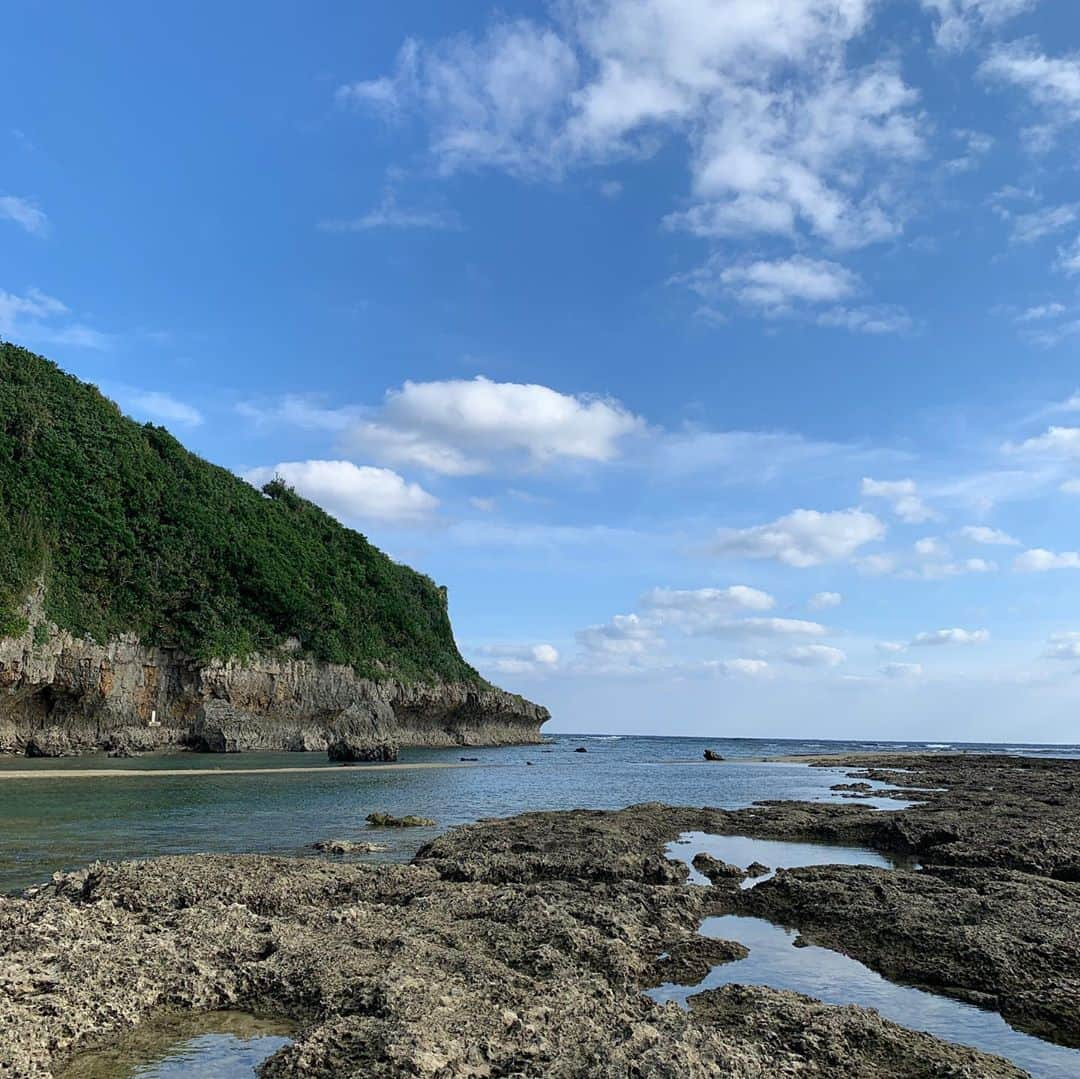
2,734,1077,894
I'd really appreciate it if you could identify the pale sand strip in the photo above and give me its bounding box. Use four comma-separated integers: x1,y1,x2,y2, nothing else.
0,761,473,781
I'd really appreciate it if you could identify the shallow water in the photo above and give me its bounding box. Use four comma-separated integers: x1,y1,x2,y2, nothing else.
653,833,1080,1078
2,734,1077,893
650,915,1080,1079
56,1012,293,1078
667,831,914,887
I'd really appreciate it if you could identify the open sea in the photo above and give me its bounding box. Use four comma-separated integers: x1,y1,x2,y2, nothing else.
2,733,1078,895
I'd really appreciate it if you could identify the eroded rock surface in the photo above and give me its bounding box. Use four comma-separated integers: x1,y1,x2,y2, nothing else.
0,789,1041,1077
0,597,548,756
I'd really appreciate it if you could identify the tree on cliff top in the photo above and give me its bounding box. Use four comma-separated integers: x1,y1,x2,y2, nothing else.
0,340,481,684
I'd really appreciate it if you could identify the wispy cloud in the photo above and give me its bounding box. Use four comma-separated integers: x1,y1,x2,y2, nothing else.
0,195,49,236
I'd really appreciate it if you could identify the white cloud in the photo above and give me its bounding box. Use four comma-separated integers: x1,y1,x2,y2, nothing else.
960,524,1020,546
881,661,923,678
318,189,461,232
677,254,860,316
711,508,885,567
912,557,997,579
914,536,948,557
981,41,1080,145
858,553,896,576
713,658,770,677
876,641,907,653
342,0,923,261
0,195,49,235
809,591,842,610
1009,202,1079,243
472,642,560,674
120,390,204,428
1058,237,1080,275
0,286,110,350
694,617,829,639
815,305,913,334
910,627,990,646
641,585,776,623
785,644,846,667
1061,479,1080,495
1045,632,1080,660
338,21,580,178
1015,548,1080,571
347,376,646,475
1006,425,1080,457
244,460,438,525
1016,303,1066,322
574,617,656,656
922,0,1035,51
861,477,936,523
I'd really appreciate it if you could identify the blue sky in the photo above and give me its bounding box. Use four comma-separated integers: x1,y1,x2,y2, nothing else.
4,1,1080,742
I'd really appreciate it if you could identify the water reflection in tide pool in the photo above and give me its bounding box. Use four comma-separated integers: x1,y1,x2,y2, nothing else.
655,834,1080,1079
57,1012,293,1079
667,831,912,887
649,916,1080,1079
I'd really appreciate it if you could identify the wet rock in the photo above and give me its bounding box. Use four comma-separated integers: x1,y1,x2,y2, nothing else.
366,813,435,828
574,746,588,753
0,802,1031,1078
692,853,746,884
703,750,724,762
691,984,1025,1077
310,839,388,854
831,781,873,792
644,936,749,988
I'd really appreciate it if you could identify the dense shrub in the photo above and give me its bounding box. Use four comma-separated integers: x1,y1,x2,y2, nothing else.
0,341,480,684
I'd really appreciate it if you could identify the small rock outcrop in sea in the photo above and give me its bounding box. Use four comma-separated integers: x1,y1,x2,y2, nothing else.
309,839,388,854
703,749,724,761
574,746,588,753
366,812,435,828
692,852,746,884
746,861,770,877
325,702,399,762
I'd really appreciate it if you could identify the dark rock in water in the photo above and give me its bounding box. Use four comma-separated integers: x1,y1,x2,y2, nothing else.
460,756,479,761
187,700,270,753
326,702,399,763
366,813,435,828
575,746,588,753
703,749,724,761
526,761,534,766
310,839,388,854
746,861,770,877
831,781,873,793
692,853,746,884
643,936,749,989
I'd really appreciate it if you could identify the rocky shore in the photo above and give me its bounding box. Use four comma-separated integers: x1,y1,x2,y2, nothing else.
0,604,548,757
3,752,1075,1076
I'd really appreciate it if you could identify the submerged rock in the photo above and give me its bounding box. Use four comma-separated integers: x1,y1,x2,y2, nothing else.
310,839,389,854
366,813,435,828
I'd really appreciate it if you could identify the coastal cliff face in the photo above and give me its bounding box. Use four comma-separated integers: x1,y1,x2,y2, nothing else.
0,592,549,756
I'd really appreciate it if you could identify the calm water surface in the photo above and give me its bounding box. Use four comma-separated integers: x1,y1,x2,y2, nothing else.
2,734,1077,894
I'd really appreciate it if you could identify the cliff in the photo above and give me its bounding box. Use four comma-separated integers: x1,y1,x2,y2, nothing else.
0,342,548,754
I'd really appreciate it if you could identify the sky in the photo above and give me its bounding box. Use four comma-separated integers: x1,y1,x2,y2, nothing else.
3,1,1080,743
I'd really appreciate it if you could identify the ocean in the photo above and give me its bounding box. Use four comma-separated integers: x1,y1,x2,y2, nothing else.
2,734,1077,895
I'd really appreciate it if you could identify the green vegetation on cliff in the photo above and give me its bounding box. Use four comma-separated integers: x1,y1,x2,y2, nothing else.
0,341,480,683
